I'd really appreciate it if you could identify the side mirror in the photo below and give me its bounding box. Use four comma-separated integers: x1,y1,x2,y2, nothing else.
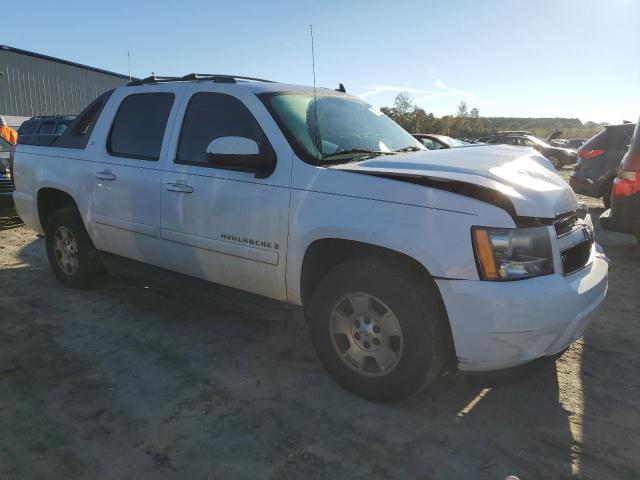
206,136,275,178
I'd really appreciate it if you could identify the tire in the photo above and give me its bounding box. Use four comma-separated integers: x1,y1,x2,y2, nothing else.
308,257,451,402
45,207,96,288
602,180,613,209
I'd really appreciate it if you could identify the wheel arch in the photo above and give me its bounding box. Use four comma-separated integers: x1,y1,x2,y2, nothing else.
300,237,457,368
300,238,436,309
37,187,80,232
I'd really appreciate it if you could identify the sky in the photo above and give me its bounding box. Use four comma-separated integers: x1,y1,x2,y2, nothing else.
6,0,639,123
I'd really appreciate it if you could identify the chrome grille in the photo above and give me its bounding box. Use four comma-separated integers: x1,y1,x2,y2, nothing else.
554,212,578,237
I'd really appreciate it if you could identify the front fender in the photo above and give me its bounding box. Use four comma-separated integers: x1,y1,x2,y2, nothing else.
285,188,511,305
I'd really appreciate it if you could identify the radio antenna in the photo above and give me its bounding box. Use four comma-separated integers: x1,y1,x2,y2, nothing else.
127,50,132,82
310,24,320,163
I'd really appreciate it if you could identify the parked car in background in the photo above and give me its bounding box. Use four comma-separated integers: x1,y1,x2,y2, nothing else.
601,119,640,242
17,115,75,136
412,134,467,150
569,123,635,208
11,74,609,401
0,136,14,208
486,133,577,168
565,138,586,150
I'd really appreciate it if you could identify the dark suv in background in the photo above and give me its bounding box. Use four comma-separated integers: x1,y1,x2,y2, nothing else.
601,119,640,242
0,136,14,208
486,133,577,168
569,123,635,208
17,115,75,136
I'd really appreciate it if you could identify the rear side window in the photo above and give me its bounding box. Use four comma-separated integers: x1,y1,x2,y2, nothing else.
108,93,174,160
419,138,441,150
176,92,268,166
54,90,114,149
18,121,37,135
55,123,69,135
38,122,55,134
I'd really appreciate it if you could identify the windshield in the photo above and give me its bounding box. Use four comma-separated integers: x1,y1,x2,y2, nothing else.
263,92,424,163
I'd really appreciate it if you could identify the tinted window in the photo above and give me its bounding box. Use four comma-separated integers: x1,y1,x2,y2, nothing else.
419,138,441,150
18,121,37,135
54,90,114,150
55,123,69,135
177,92,266,165
38,122,55,134
109,93,174,160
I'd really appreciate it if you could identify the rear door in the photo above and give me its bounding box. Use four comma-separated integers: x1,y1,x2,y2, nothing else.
159,86,292,301
91,89,179,266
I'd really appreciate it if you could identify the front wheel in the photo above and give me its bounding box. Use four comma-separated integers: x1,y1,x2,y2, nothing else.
308,258,451,402
45,207,96,288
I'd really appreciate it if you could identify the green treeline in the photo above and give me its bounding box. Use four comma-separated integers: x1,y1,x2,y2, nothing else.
380,92,605,139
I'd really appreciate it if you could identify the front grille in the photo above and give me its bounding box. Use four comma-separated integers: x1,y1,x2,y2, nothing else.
554,212,579,237
0,176,13,194
562,238,593,275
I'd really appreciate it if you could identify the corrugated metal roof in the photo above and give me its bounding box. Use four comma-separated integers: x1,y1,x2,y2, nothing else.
0,46,133,117
0,45,132,80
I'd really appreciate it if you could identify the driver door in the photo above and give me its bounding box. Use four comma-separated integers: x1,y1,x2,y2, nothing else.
160,88,291,301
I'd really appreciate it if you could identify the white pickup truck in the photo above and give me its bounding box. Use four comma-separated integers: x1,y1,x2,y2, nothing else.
12,74,609,401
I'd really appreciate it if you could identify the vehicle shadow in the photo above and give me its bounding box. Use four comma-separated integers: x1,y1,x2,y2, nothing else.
3,234,578,479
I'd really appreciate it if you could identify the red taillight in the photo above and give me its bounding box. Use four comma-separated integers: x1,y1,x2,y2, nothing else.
578,149,605,160
8,144,16,189
613,170,640,197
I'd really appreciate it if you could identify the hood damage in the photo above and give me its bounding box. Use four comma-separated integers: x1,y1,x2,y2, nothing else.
329,145,578,222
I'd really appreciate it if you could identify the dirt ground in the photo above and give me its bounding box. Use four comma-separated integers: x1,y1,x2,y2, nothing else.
1,168,639,480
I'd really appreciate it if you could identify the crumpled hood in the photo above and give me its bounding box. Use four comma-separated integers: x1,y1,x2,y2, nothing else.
330,145,578,219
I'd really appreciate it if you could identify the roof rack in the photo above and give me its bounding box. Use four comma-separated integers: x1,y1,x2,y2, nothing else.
127,73,275,87
28,114,75,120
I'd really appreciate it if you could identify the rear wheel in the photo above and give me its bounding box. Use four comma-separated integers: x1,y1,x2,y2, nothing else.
45,207,96,288
308,257,451,402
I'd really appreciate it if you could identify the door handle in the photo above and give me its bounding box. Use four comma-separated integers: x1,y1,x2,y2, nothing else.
96,170,116,181
166,182,194,193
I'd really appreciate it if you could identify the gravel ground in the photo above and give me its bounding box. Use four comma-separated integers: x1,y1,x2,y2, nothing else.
0,168,639,480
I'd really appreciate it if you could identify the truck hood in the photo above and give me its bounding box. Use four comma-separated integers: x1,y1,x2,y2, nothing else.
329,145,578,219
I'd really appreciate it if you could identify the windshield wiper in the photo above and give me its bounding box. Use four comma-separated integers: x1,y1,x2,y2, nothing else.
394,146,423,153
320,149,395,162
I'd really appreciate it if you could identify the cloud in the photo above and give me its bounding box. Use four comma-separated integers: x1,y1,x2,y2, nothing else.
358,79,476,103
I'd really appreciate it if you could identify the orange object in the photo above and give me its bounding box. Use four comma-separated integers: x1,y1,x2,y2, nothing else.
473,228,499,280
0,126,18,145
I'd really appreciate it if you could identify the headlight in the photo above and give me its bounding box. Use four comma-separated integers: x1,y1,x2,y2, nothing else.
472,226,553,280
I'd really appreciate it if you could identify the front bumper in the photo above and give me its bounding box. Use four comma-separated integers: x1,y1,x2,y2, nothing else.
435,246,609,372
